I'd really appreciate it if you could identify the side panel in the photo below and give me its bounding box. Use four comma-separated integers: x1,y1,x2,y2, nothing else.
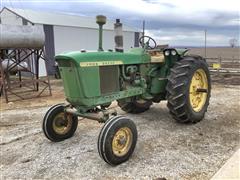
58,59,101,99
78,66,101,97
43,24,56,75
59,62,82,98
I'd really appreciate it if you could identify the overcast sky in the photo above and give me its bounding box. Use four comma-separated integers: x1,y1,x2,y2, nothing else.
1,0,240,46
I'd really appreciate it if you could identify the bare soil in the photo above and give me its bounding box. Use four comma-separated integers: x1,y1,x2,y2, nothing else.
188,47,240,59
0,81,239,179
211,74,240,85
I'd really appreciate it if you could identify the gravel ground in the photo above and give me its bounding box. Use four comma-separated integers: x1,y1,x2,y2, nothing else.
0,84,239,180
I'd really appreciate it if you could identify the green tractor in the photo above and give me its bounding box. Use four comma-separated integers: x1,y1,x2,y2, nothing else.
42,15,211,166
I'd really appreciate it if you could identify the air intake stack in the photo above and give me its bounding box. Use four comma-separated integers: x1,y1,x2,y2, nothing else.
96,15,106,51
114,19,124,52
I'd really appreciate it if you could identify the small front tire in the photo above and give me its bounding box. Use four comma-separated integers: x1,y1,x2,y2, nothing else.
98,116,138,166
42,104,78,142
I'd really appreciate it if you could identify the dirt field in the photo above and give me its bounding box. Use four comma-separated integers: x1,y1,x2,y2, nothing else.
188,47,240,59
0,81,239,179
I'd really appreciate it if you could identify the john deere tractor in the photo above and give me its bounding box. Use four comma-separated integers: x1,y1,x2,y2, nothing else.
42,15,211,166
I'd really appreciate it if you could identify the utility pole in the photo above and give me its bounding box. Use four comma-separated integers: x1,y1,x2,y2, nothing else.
204,29,207,58
142,20,145,44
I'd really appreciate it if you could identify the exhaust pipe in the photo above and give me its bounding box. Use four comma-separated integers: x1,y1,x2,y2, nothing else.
114,19,124,52
96,15,106,52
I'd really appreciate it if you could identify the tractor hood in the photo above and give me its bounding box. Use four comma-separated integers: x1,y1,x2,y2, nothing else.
55,50,150,66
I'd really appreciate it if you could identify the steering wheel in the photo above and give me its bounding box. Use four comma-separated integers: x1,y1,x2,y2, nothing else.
139,36,157,49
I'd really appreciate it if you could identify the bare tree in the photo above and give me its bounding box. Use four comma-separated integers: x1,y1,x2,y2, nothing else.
229,38,238,48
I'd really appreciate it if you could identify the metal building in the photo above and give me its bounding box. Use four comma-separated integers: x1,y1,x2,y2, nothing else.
0,7,140,75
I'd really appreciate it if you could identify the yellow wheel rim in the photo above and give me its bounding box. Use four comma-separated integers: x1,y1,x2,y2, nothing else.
52,112,72,135
189,69,208,112
112,127,133,157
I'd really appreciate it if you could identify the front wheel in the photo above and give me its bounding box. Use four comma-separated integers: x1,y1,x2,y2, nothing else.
42,104,78,142
98,116,138,166
166,56,211,123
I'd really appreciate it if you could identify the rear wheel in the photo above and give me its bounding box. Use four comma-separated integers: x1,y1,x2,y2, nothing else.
42,104,78,142
98,116,137,166
166,56,211,123
118,98,152,114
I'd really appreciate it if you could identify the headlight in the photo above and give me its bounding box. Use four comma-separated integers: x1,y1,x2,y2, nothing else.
171,50,177,56
164,50,170,56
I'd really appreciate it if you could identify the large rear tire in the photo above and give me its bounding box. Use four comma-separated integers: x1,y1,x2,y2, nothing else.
166,56,211,123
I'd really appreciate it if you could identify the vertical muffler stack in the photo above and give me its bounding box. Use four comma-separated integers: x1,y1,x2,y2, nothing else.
114,19,124,52
96,15,107,52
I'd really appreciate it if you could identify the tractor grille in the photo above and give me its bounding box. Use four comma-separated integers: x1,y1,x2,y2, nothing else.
99,66,119,94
